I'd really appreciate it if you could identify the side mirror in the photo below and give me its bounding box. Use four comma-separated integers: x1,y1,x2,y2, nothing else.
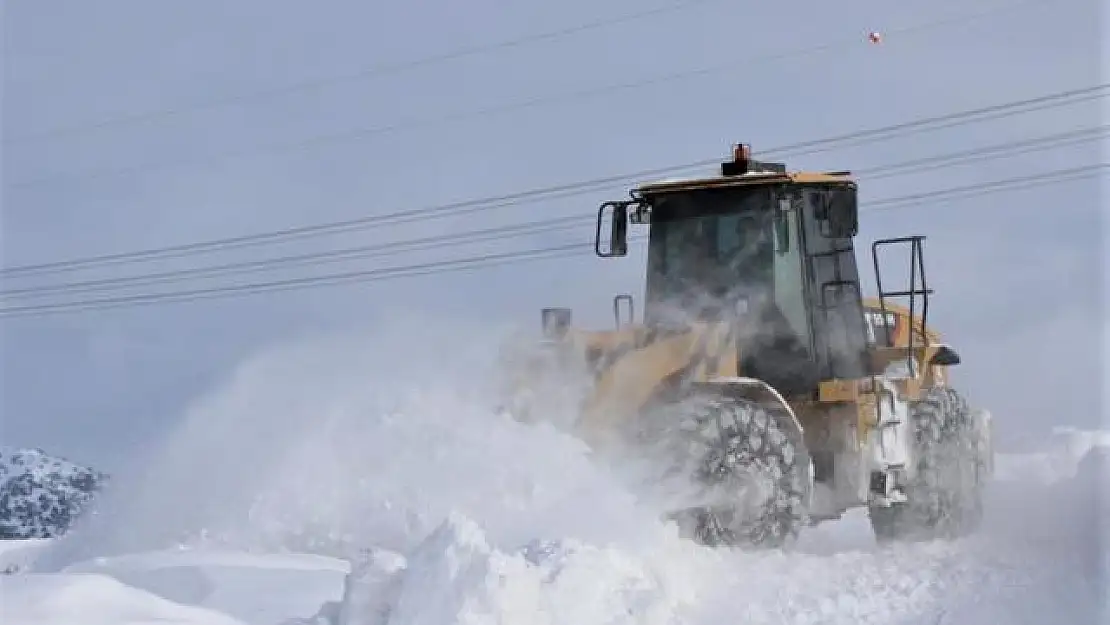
827,187,859,238
595,201,629,257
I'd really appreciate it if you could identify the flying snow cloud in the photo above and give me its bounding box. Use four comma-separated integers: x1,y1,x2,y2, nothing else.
32,307,693,572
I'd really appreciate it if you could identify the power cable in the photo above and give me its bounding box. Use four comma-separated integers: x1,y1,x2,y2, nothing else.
0,241,608,318
7,0,1064,190
1,216,587,299
4,83,1104,279
859,126,1107,180
3,163,1102,318
4,128,1103,301
4,0,730,145
865,164,1104,212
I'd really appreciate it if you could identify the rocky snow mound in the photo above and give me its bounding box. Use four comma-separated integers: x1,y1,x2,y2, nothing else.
0,448,106,540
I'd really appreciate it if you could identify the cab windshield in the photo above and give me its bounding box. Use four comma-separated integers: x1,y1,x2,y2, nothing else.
644,187,811,360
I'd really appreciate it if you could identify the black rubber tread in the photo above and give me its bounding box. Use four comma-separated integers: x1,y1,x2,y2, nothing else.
869,386,986,543
634,392,810,549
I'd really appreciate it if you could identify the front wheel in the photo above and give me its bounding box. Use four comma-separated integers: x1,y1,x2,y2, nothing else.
634,392,811,549
869,386,987,543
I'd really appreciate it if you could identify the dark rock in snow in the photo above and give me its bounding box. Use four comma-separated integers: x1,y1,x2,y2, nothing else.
0,447,107,539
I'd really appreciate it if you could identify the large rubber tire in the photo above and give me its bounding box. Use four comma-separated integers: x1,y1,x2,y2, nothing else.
632,392,810,549
869,386,986,543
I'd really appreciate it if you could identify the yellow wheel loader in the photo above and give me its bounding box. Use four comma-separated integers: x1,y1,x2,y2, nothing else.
498,145,995,548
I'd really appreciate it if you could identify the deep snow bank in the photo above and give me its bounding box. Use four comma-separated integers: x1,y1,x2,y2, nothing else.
988,428,1108,558
60,548,350,625
352,512,705,625
0,572,245,625
994,426,1110,485
0,538,51,574
966,431,1109,624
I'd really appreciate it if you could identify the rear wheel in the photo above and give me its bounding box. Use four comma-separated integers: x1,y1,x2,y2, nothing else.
633,392,811,549
869,386,986,543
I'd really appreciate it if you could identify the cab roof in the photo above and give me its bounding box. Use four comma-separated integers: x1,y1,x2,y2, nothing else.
634,145,855,196
636,169,855,196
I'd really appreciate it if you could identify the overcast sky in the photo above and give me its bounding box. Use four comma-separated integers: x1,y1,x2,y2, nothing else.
2,0,1105,471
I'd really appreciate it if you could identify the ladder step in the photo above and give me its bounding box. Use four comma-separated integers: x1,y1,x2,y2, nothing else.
879,288,934,298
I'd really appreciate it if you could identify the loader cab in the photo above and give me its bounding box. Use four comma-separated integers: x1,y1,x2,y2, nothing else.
595,146,871,396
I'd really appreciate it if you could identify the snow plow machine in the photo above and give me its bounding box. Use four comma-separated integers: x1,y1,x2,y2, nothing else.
498,144,995,549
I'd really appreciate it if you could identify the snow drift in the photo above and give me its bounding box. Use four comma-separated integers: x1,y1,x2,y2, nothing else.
59,548,350,625
0,572,245,625
353,513,704,625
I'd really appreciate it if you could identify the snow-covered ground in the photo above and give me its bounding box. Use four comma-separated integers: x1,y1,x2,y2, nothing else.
2,315,1106,624
0,537,51,572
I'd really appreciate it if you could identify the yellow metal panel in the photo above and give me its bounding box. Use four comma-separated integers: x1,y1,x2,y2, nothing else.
862,297,942,345
818,378,859,403
571,327,636,351
899,377,923,402
856,394,878,445
579,328,702,432
790,172,855,184
715,340,739,378
695,321,732,381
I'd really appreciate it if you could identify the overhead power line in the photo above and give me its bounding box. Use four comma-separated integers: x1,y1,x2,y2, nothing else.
0,240,609,319
4,129,1103,301
865,163,1104,212
857,125,1107,179
3,83,1105,279
3,163,1103,319
4,0,731,145
7,0,1065,190
0,216,587,300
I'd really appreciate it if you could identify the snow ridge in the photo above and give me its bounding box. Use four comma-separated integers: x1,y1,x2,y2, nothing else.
0,447,107,540
340,512,704,625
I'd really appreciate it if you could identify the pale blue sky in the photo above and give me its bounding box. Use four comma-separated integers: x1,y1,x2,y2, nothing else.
2,0,1105,470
